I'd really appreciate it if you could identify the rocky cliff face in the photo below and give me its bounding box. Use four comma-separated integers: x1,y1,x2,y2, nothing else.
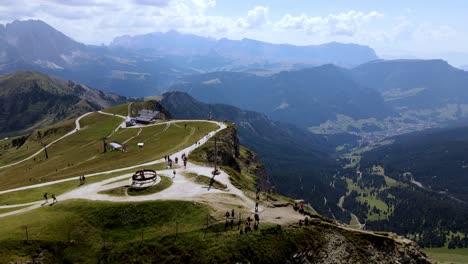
295,215,432,264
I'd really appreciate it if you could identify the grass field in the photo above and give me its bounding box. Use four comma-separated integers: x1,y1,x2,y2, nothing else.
424,247,468,264
183,172,227,190
345,178,392,220
101,103,130,116
0,199,326,263
0,118,76,166
0,113,218,190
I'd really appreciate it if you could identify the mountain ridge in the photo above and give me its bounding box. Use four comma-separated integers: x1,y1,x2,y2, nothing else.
0,70,128,136
168,64,393,128
110,29,378,67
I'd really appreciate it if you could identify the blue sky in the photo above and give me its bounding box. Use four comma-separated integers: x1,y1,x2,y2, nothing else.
1,0,467,65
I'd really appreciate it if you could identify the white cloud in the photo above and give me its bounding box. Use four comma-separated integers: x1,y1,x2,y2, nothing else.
276,10,383,36
0,0,276,44
237,6,269,29
0,0,466,60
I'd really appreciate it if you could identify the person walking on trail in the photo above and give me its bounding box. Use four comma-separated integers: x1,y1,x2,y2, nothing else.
52,194,57,203
173,170,176,178
231,209,235,219
225,210,230,219
43,193,48,203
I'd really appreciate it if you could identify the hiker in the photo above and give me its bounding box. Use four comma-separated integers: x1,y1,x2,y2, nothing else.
293,203,299,211
52,194,57,203
231,209,235,219
175,157,178,164
225,210,230,219
173,170,176,178
43,192,48,203
164,155,167,161
254,213,260,223
82,175,86,183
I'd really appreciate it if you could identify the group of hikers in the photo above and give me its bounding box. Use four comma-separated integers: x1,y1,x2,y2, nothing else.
42,192,57,205
293,201,313,226
293,201,306,215
164,153,188,169
164,155,174,169
222,187,263,234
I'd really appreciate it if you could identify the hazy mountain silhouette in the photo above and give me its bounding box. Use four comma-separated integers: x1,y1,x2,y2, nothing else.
352,59,468,109
111,30,378,67
169,65,392,127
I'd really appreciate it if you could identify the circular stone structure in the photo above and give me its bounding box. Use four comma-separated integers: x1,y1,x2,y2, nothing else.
131,169,160,188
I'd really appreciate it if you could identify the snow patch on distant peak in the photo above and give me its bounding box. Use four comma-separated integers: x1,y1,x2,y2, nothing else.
60,50,82,64
33,60,64,69
202,78,221,84
275,102,289,110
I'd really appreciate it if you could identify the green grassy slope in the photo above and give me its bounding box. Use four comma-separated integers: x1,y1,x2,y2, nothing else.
0,118,75,166
0,113,218,190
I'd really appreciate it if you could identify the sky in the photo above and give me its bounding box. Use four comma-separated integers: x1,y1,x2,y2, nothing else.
1,0,468,65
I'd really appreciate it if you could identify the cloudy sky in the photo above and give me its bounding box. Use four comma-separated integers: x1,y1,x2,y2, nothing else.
1,0,467,64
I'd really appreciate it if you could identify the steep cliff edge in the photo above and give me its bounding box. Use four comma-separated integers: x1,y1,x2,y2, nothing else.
189,124,432,263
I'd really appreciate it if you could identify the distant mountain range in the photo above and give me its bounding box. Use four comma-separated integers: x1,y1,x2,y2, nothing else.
0,71,127,136
169,65,392,128
0,20,191,97
352,59,468,109
111,30,378,67
0,19,379,97
7,19,468,133
168,58,468,133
